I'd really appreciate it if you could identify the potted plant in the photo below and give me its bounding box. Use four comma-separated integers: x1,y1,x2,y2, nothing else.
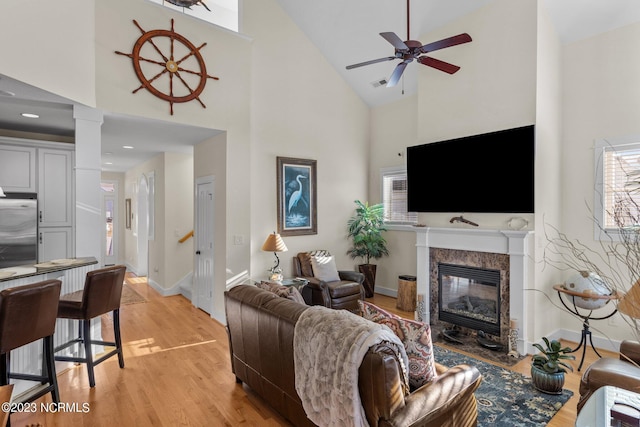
347,200,389,297
530,337,575,394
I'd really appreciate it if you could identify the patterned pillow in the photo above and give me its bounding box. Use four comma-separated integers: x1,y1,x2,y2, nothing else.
257,281,306,305
359,300,436,389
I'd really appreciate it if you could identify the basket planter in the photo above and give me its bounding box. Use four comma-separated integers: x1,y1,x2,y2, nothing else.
530,365,565,395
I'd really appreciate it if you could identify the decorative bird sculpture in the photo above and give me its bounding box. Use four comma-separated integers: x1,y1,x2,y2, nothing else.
166,0,211,11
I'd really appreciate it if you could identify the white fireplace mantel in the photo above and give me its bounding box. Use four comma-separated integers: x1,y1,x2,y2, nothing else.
415,226,533,355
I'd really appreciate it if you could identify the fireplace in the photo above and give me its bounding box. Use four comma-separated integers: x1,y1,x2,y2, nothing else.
415,227,532,355
438,263,501,336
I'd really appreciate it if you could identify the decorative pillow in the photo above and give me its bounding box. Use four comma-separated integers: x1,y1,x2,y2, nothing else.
360,301,436,389
310,255,341,282
359,300,396,323
257,281,306,305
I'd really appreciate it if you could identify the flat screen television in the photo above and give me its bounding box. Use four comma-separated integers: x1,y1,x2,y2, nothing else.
407,125,535,213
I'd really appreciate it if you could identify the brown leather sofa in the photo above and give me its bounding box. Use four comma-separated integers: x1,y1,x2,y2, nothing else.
225,285,482,427
578,340,640,413
293,251,365,313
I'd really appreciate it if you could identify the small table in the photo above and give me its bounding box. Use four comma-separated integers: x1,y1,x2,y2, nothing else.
553,284,619,371
275,278,308,289
576,386,640,427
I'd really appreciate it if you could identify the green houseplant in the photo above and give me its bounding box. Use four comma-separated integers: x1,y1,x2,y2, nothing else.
347,200,389,297
530,337,575,394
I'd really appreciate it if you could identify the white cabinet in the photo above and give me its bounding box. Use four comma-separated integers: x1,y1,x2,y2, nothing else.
39,227,73,262
0,139,75,262
0,145,36,192
38,149,73,227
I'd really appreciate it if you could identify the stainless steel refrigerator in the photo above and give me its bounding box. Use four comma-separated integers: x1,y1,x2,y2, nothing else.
0,193,38,268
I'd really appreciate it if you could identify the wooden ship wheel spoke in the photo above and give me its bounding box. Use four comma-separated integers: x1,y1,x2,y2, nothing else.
116,19,219,115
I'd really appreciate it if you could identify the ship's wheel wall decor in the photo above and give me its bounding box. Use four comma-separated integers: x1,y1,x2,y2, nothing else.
115,19,219,115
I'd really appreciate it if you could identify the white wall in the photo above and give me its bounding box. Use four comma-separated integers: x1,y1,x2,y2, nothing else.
245,0,371,280
532,1,564,341
415,0,537,230
560,21,640,345
369,95,419,294
0,0,96,106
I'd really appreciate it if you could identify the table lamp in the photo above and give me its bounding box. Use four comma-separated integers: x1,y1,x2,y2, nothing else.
261,232,288,281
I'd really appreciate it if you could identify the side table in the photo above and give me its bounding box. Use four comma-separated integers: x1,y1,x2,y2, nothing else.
275,278,308,290
576,385,640,427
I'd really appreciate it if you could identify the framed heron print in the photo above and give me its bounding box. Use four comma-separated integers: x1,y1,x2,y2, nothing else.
277,157,317,236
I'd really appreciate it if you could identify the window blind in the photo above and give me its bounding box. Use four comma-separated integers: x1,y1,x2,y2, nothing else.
603,146,640,228
382,171,417,224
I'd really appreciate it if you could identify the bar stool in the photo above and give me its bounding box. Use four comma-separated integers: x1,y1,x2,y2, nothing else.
54,265,126,387
0,280,62,404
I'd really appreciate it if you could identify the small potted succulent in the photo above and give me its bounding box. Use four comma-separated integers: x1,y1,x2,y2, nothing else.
531,337,575,394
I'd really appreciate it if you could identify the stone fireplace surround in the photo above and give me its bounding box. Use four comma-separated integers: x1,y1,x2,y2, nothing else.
415,227,532,356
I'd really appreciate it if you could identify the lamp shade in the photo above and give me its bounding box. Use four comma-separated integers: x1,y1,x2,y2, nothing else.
619,279,640,319
261,233,288,253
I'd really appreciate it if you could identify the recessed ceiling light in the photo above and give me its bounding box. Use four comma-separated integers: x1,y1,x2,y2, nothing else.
21,113,39,119
0,90,15,97
122,145,134,149
104,152,113,155
104,162,113,165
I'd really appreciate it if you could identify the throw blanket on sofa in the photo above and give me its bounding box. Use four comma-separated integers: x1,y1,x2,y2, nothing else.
293,306,408,427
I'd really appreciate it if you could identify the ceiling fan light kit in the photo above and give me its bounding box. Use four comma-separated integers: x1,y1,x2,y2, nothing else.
346,0,472,87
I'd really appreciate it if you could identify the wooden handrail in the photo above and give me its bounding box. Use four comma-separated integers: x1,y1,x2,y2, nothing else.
178,230,194,243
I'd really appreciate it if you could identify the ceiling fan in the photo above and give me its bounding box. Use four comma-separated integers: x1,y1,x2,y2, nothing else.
346,0,472,87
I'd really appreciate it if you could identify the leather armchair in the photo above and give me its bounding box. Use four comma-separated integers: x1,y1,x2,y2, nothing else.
293,251,365,313
578,340,640,413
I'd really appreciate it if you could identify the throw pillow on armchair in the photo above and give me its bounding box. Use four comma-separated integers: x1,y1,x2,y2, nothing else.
359,300,437,390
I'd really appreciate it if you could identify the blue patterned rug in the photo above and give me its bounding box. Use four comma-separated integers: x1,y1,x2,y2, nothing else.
434,345,573,426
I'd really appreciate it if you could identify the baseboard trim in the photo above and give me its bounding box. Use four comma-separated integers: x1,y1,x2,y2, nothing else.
374,286,397,298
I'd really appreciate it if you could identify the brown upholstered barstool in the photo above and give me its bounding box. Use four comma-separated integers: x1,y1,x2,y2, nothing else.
54,265,126,387
0,280,62,405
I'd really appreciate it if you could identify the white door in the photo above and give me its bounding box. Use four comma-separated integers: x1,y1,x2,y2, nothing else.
194,177,214,314
137,175,149,276
101,181,118,266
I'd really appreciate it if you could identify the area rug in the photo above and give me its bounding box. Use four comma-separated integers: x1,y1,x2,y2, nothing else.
434,345,573,427
121,283,147,305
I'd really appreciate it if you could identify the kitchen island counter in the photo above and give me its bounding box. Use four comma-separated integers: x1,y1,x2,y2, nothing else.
0,257,98,283
0,257,101,399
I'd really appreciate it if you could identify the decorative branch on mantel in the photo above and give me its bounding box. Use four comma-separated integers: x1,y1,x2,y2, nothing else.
449,215,479,227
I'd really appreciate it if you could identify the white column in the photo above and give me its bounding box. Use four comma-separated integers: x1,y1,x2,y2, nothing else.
415,229,430,323
73,105,103,262
504,230,531,356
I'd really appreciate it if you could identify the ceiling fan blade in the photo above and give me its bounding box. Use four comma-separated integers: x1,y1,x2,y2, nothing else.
386,60,411,87
417,56,461,74
420,33,472,54
346,56,396,70
380,32,409,50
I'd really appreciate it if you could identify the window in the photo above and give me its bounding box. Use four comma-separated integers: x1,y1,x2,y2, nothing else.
147,0,239,32
595,137,640,235
381,167,417,224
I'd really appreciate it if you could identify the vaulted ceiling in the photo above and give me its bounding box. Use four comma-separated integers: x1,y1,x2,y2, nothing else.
1,0,639,172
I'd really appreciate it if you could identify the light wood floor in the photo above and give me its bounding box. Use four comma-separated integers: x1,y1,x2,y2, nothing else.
12,278,612,426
